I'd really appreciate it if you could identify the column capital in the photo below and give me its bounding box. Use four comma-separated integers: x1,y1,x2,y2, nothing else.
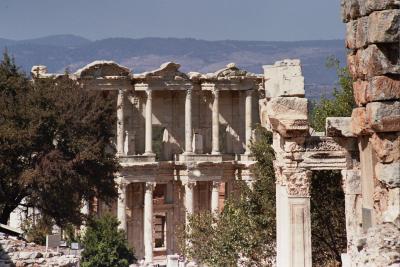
245,89,254,96
211,181,220,189
145,88,153,98
212,88,220,97
284,170,312,197
145,181,156,192
182,180,197,189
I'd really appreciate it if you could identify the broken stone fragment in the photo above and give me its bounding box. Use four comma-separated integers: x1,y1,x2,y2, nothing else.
326,117,356,137
375,161,400,188
370,132,400,163
263,59,305,98
366,101,400,132
265,97,308,137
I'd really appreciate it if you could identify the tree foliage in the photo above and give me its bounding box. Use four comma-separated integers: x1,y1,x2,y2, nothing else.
81,215,136,267
310,56,354,132
179,126,276,266
0,52,118,226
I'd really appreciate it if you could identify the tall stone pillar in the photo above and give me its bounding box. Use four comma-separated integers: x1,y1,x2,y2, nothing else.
183,181,196,225
117,89,125,156
245,90,253,154
211,89,220,155
117,182,127,231
144,182,156,264
184,89,193,154
144,89,153,155
80,200,90,233
276,169,312,267
211,181,220,213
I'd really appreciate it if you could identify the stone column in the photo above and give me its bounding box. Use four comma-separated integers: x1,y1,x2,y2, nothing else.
144,89,153,155
245,90,253,154
183,181,196,224
80,200,90,233
211,89,220,154
117,182,127,231
211,181,220,214
117,89,125,156
144,182,156,264
184,89,193,154
276,169,312,267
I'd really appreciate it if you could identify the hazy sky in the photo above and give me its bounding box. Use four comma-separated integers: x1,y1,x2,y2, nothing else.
0,0,345,41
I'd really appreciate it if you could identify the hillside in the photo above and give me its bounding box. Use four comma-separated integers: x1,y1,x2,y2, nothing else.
0,35,346,99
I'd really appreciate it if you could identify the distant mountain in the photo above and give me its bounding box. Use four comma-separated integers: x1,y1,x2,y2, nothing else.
0,35,346,99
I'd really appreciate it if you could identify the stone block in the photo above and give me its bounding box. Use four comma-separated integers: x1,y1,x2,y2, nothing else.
366,101,400,132
263,59,305,98
383,188,400,226
375,161,400,188
266,97,308,137
368,10,400,44
349,44,400,79
341,0,361,22
356,16,369,48
360,0,400,16
370,132,400,163
346,20,358,49
342,169,362,194
351,107,369,135
353,79,368,106
326,117,356,137
367,75,400,102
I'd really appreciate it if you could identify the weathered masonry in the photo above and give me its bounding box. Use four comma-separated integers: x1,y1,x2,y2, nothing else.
32,61,263,263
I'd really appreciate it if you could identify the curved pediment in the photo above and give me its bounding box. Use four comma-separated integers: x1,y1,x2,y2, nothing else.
214,63,249,78
75,61,131,78
138,62,189,81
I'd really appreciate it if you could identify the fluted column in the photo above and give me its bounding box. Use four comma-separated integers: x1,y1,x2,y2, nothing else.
117,89,125,156
184,89,193,154
144,182,156,264
144,89,153,155
211,181,220,214
183,181,196,225
117,182,127,231
211,89,220,154
245,90,253,154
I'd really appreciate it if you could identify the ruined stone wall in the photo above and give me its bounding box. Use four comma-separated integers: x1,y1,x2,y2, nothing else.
342,0,400,266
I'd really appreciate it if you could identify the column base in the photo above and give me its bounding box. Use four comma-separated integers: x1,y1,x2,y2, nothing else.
211,151,221,155
183,151,194,155
143,152,156,156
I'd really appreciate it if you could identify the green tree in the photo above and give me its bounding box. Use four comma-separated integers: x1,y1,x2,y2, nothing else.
0,51,118,226
81,215,136,267
179,126,276,266
310,56,354,131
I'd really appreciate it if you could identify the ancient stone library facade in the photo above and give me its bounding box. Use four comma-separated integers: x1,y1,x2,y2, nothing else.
26,1,399,266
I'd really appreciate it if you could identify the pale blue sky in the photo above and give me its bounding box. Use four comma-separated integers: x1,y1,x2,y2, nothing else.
0,0,344,41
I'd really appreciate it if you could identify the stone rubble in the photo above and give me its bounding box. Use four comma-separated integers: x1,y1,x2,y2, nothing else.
0,235,79,267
